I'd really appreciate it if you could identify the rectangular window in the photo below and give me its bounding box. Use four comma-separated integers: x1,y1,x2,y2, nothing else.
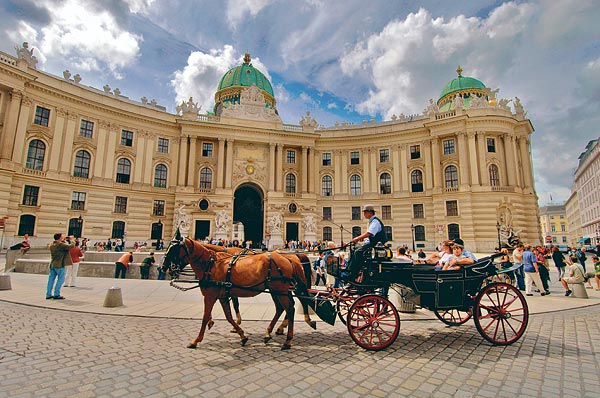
551,225,556,232
322,207,332,221
351,206,361,220
153,200,165,216
562,236,567,243
413,204,424,219
410,145,421,159
71,192,86,210
202,143,213,157
114,196,128,214
34,106,50,127
381,205,392,220
323,227,332,241
379,149,389,163
350,151,360,165
121,130,133,146
487,138,496,152
561,224,566,232
22,185,39,206
446,200,458,217
80,119,94,138
286,150,296,164
385,226,393,240
322,152,331,166
443,139,455,155
157,138,169,153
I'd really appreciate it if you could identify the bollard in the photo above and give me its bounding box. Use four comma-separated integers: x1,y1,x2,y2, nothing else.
103,286,123,307
571,283,589,299
0,274,12,290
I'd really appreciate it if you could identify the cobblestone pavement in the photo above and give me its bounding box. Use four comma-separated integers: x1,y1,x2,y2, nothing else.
1,302,600,398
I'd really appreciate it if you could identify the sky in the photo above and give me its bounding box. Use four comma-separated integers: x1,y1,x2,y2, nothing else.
1,0,599,206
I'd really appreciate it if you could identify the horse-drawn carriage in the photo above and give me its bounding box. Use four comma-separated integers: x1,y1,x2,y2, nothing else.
163,239,528,351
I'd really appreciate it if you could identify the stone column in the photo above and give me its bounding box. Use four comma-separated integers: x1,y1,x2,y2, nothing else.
422,141,433,190
59,112,78,173
334,150,342,194
1,89,22,161
187,136,197,187
49,109,67,171
225,139,234,189
269,143,276,191
134,130,147,184
94,121,108,178
276,144,284,191
467,132,480,185
301,146,308,193
308,147,315,194
142,132,155,185
171,137,180,187
369,148,378,193
392,144,401,193
457,133,469,187
430,139,441,188
217,138,225,188
503,134,517,186
400,144,409,192
340,150,348,193
103,124,119,179
12,95,32,165
177,135,188,186
520,138,533,188
477,132,488,185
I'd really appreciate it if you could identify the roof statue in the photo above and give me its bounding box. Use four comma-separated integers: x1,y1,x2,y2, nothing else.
300,111,318,129
176,97,201,120
424,98,440,117
15,42,38,68
221,84,282,123
513,97,525,115
453,94,464,110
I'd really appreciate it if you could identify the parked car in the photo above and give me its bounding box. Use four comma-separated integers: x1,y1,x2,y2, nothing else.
557,244,570,253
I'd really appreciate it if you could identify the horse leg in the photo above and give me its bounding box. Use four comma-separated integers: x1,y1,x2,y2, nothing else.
275,317,288,335
230,297,242,333
265,297,285,344
188,295,217,349
219,298,248,346
277,296,316,334
278,293,296,350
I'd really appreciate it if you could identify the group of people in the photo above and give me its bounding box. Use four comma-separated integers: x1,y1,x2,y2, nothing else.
45,233,83,299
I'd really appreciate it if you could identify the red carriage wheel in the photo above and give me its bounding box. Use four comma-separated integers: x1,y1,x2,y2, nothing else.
336,296,354,325
473,282,528,345
347,294,400,351
433,308,472,326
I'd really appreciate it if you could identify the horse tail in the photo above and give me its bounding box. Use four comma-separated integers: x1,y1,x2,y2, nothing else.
292,253,312,306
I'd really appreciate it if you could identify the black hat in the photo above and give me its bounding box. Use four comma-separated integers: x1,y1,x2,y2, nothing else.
453,238,464,248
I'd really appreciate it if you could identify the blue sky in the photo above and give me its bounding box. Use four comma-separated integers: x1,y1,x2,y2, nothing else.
1,0,599,205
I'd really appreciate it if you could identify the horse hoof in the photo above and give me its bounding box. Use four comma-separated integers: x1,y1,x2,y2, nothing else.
264,337,272,344
310,321,317,330
230,328,237,333
187,343,197,349
208,320,214,330
241,337,249,346
275,329,284,335
281,344,291,351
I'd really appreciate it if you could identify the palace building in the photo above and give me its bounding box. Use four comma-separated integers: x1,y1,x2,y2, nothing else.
0,45,542,251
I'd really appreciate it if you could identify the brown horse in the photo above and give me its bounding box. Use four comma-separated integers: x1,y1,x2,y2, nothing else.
199,243,317,334
163,238,313,350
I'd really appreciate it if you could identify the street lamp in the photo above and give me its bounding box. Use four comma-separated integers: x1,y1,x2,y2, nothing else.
410,224,415,253
340,224,344,248
76,215,83,238
496,221,501,250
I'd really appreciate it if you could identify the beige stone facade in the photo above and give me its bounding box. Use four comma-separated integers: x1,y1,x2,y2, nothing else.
0,50,542,251
539,205,568,245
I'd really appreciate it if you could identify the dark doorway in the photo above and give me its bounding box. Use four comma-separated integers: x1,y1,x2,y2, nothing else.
233,184,264,247
286,222,299,242
195,220,210,240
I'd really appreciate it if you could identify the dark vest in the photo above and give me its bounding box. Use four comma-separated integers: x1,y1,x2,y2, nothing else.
369,216,387,247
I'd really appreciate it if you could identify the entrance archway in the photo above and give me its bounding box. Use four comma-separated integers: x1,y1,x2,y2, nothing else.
233,183,264,247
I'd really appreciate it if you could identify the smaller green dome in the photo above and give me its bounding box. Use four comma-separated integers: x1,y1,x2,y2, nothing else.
437,66,488,110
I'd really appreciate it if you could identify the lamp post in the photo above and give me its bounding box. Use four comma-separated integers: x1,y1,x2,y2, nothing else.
496,221,501,250
410,224,415,253
76,215,83,238
340,224,344,248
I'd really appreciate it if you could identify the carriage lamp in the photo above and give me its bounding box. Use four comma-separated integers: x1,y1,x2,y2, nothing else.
410,224,415,252
496,221,501,250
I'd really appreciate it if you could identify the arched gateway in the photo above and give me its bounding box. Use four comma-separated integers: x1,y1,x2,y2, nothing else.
233,183,264,247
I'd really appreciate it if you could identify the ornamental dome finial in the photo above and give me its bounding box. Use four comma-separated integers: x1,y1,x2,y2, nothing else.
244,53,251,65
456,65,463,77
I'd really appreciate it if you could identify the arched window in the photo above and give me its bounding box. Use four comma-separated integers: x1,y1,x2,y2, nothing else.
448,224,460,241
73,150,91,178
285,173,296,193
411,170,423,192
68,217,83,238
111,221,125,239
18,214,36,236
350,174,361,196
26,139,46,170
414,225,425,241
352,226,362,238
154,164,167,188
379,172,391,194
323,226,332,241
444,165,459,188
116,158,131,184
489,164,500,186
151,221,163,240
322,175,332,196
200,167,212,189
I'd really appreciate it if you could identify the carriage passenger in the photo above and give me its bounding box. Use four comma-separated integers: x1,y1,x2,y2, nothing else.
428,240,454,268
441,239,477,271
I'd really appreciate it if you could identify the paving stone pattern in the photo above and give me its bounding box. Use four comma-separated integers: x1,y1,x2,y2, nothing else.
1,301,599,397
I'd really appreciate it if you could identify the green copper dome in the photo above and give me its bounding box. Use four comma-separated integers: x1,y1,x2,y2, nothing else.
214,53,276,114
437,66,488,111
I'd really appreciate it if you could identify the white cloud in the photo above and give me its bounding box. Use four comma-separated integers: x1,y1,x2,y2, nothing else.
37,0,141,77
125,0,156,14
327,102,337,109
226,0,277,26
170,46,272,112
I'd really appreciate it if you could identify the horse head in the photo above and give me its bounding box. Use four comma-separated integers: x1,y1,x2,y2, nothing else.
161,239,190,278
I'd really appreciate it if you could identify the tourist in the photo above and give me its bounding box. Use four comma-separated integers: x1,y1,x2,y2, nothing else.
140,252,155,279
512,243,526,290
551,246,567,280
64,240,84,287
46,234,75,300
523,245,546,296
591,255,600,291
442,239,476,270
115,252,133,279
561,256,586,296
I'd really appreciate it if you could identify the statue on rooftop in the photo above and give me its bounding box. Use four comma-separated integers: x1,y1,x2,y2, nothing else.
15,42,38,68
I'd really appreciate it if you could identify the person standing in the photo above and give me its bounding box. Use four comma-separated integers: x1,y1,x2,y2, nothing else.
114,251,133,279
347,205,387,280
139,252,155,279
551,246,567,280
46,234,75,299
534,246,551,295
314,252,327,286
64,240,84,287
576,247,587,272
523,245,546,296
512,243,526,290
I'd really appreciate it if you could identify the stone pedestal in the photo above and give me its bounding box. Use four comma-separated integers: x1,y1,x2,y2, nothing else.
304,232,317,243
571,283,589,299
0,274,12,290
269,232,284,249
103,286,124,307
